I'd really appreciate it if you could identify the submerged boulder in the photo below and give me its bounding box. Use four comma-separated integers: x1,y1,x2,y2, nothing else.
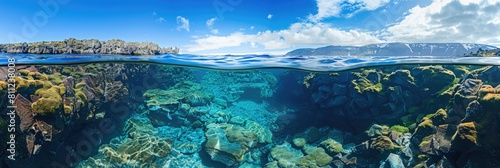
204,123,259,166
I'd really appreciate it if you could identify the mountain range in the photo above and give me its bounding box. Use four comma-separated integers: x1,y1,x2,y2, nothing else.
285,43,498,56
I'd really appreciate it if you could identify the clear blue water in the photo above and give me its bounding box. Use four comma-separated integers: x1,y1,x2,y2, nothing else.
1,54,500,168
2,53,500,71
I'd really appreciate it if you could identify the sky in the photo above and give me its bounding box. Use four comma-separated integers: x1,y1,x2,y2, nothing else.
0,0,499,55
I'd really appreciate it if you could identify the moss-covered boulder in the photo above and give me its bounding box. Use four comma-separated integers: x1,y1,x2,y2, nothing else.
370,136,400,153
293,127,322,144
390,125,410,134
383,69,416,88
478,84,500,110
204,123,259,166
319,138,343,155
13,72,67,116
268,143,304,168
292,138,307,148
366,124,390,137
412,66,456,96
229,116,273,143
101,133,173,164
31,85,66,116
451,122,477,150
296,146,333,167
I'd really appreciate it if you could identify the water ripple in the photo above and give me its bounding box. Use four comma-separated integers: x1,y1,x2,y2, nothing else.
1,53,499,72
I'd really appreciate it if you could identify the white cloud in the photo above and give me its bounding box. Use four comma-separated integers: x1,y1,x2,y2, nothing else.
206,17,219,34
153,12,157,15
185,22,382,52
183,0,500,54
268,14,273,19
308,0,390,21
176,16,190,32
384,0,500,46
250,42,257,48
156,17,165,23
186,32,250,52
308,0,343,22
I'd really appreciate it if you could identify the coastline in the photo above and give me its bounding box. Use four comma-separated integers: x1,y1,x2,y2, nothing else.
0,38,179,55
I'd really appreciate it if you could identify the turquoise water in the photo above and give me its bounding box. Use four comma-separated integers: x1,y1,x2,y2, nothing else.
1,54,500,168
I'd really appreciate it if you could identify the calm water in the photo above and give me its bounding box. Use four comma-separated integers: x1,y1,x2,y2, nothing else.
1,54,500,168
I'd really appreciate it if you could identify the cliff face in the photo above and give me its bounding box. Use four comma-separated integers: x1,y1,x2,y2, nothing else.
0,38,179,55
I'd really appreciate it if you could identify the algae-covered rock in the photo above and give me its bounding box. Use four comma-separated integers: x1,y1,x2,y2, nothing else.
370,136,399,153
293,127,322,143
229,116,273,143
205,123,258,166
31,85,65,116
478,84,500,110
366,124,390,137
319,138,343,155
451,122,477,146
144,81,214,113
352,77,383,94
412,66,456,95
101,133,173,164
383,69,415,88
124,116,158,136
296,146,333,167
426,108,448,125
269,143,304,168
12,72,66,116
390,125,410,134
292,138,307,148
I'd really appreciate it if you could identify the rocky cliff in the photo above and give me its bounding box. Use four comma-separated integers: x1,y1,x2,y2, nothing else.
0,38,179,55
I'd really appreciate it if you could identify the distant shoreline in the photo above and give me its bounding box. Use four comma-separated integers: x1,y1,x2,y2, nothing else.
0,38,179,55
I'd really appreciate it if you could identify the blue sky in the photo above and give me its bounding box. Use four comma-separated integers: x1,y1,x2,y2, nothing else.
0,0,499,55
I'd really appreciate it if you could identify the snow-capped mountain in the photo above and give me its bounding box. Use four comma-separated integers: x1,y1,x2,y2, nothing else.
285,43,498,56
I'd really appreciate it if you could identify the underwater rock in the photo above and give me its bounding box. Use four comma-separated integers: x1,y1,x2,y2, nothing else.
380,153,404,168
90,115,174,165
268,142,304,168
384,70,416,89
13,94,35,132
370,136,400,153
296,146,333,167
124,116,158,136
451,122,477,147
319,138,343,155
431,124,456,154
101,133,173,164
204,123,260,166
174,128,205,154
412,66,456,95
293,127,323,144
292,138,307,148
229,116,273,143
366,124,390,137
162,153,204,168
144,81,214,116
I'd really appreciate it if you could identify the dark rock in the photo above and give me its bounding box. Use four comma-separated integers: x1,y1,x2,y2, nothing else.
380,153,405,168
13,94,35,132
0,38,179,55
432,124,456,154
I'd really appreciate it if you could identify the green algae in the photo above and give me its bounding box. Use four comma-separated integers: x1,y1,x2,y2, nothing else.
390,125,410,134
